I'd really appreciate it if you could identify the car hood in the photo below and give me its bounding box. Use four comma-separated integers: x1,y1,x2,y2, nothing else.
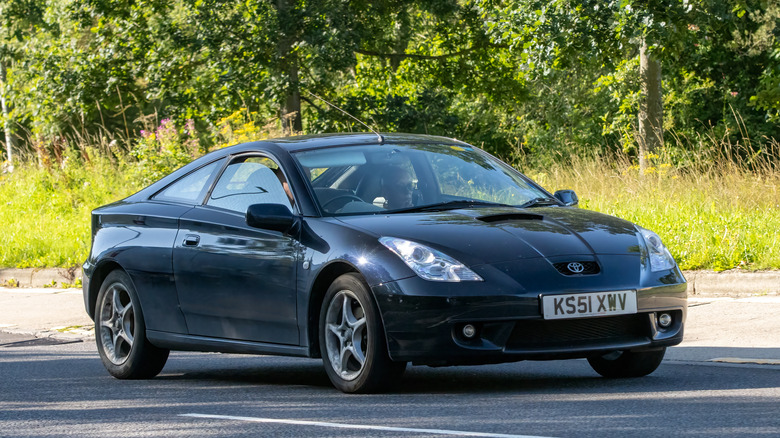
336,207,642,266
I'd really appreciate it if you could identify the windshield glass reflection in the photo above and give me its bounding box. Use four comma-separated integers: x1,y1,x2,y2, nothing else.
292,144,549,216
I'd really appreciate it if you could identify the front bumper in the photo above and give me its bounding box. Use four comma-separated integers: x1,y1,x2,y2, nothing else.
372,277,687,365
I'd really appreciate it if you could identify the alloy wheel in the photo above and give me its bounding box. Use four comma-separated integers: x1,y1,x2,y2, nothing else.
324,290,367,381
98,283,135,365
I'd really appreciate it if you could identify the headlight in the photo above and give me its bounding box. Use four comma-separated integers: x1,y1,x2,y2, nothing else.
637,227,676,272
379,237,483,282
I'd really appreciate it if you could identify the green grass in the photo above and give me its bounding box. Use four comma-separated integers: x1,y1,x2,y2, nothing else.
0,149,142,268
0,115,274,268
1,139,778,271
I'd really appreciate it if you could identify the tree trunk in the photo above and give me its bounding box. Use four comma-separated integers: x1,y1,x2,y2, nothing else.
276,0,302,136
0,60,13,164
638,39,663,173
281,57,302,135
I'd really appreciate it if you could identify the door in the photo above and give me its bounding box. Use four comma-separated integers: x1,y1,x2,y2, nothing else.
172,155,300,344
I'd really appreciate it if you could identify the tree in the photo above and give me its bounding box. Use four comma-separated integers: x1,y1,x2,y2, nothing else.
741,3,780,123
4,0,776,165
306,0,528,159
476,0,684,168
476,0,780,166
0,59,11,162
0,0,44,163
638,37,663,172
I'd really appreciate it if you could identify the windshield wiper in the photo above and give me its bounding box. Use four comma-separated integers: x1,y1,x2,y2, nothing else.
518,197,561,208
390,200,515,213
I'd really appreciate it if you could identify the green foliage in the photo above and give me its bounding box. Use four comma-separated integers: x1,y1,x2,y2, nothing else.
2,0,779,168
212,109,283,150
127,118,200,185
0,145,140,267
472,0,780,165
2,0,780,270
2,277,19,287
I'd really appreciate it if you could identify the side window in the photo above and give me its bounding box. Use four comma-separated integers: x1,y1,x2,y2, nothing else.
153,159,224,204
206,156,293,213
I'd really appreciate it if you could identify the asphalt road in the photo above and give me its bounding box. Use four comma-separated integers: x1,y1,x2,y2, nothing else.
1,291,779,437
0,333,778,438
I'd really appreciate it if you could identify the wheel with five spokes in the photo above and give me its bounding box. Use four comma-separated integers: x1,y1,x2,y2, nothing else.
95,270,169,379
319,273,406,393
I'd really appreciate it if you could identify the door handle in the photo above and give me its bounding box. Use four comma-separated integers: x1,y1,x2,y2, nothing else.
183,234,200,247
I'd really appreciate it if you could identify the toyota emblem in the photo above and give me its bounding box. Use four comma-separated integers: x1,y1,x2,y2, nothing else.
567,262,585,273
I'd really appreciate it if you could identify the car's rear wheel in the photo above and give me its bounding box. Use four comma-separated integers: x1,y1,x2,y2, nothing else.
587,348,666,378
95,270,169,379
319,273,406,393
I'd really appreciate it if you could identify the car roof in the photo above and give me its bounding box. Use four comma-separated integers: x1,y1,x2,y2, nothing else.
109,132,471,207
223,132,468,153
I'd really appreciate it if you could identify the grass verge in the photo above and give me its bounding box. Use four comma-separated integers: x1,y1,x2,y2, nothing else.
1,136,778,271
0,149,142,267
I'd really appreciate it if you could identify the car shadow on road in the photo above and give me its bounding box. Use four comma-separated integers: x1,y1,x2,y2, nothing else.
157,354,334,389
152,349,780,395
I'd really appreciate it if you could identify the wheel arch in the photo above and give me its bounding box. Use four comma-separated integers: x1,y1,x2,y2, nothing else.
86,260,126,319
306,261,360,358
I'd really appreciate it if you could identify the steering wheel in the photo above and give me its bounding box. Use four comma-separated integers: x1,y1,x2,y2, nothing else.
321,194,364,211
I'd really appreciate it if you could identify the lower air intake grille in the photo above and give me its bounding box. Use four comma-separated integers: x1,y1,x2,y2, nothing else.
506,314,650,350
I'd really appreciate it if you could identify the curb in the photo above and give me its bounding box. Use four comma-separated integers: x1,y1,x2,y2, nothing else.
1,267,779,296
0,267,82,288
0,326,94,342
685,270,780,297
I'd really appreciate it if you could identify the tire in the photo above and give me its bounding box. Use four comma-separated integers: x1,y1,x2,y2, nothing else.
587,348,666,378
319,273,406,393
95,270,169,379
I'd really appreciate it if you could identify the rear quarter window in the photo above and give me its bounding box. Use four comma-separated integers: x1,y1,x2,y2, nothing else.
152,159,224,204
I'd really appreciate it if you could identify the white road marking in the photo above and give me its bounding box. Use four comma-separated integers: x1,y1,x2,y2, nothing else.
710,357,780,365
180,413,553,438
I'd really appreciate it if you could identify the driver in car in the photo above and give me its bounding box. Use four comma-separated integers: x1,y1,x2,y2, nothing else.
381,166,414,210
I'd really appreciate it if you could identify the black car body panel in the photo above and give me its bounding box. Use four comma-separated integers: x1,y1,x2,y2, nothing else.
84,133,686,369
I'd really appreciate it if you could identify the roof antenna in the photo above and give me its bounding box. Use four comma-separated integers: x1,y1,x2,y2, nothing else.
303,90,384,144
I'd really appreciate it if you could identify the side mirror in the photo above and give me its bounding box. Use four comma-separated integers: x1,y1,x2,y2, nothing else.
246,203,295,233
554,190,579,207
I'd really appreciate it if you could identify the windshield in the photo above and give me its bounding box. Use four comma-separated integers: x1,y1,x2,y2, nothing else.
292,143,552,215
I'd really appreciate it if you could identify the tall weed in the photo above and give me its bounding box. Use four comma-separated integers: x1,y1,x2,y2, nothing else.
0,147,140,267
128,118,202,185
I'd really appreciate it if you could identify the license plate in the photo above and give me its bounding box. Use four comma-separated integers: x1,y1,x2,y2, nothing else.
541,290,637,320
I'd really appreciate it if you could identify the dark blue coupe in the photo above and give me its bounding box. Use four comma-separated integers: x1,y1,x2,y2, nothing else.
83,133,687,393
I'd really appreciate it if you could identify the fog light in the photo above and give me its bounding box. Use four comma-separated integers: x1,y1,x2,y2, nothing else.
658,313,673,328
462,324,477,339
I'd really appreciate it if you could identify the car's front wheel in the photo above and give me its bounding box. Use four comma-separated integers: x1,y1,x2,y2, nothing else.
319,273,406,393
587,348,666,378
95,270,169,379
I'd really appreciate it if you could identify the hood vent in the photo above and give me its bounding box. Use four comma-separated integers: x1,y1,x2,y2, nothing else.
477,213,543,223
